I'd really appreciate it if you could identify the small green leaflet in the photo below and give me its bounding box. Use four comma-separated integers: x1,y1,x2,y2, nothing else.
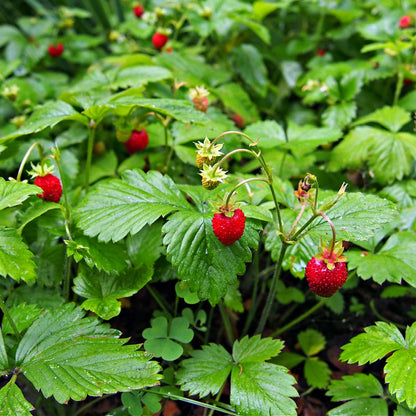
73,265,152,320
352,106,411,132
177,335,297,416
2,303,43,335
15,303,162,404
341,322,416,409
74,169,191,243
162,210,259,305
0,227,36,283
0,178,41,211
347,232,416,287
0,329,9,374
0,380,34,416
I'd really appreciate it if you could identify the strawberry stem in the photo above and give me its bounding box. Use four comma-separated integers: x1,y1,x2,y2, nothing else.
318,212,336,255
224,177,269,210
85,121,96,194
210,130,257,149
16,142,43,182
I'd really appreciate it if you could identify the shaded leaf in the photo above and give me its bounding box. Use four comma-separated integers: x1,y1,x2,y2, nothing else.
327,398,388,416
298,329,326,356
0,178,41,211
304,358,331,388
0,329,8,373
0,381,34,416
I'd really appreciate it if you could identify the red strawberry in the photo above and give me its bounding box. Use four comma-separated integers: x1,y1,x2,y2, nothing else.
231,114,245,128
48,43,64,58
133,5,144,18
192,96,209,113
34,174,62,203
305,257,347,297
124,129,149,154
399,15,411,29
317,49,325,56
152,33,169,50
212,208,245,246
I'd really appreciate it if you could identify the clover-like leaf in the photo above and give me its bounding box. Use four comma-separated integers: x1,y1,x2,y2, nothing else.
15,303,161,404
0,380,34,415
0,227,36,283
74,169,191,243
163,210,259,305
304,358,331,389
298,329,326,357
0,178,41,211
73,266,152,320
142,316,194,361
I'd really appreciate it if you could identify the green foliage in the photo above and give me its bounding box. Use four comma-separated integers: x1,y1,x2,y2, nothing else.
178,335,297,416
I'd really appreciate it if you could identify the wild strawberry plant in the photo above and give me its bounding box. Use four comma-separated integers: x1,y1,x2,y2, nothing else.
0,1,416,415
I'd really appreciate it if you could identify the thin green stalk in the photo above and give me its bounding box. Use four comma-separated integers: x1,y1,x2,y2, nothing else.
242,248,260,336
16,142,43,182
147,285,172,318
255,243,289,335
74,395,112,416
271,298,328,337
0,299,22,340
84,123,96,193
62,254,72,301
208,383,227,416
370,300,406,329
224,177,269,209
219,301,234,346
393,50,403,107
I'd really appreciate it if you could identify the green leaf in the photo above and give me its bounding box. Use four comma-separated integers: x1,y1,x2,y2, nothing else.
298,329,326,356
340,321,406,365
68,236,129,274
244,120,286,149
347,232,416,287
177,343,233,396
0,178,41,211
142,316,194,361
322,101,357,130
306,192,398,242
17,200,61,233
2,303,43,335
327,398,388,416
231,16,270,44
230,361,298,416
74,169,190,243
327,373,384,401
0,101,88,142
232,335,284,363
304,358,331,389
0,380,34,415
111,66,172,89
163,210,259,305
0,329,9,373
16,304,161,403
352,106,411,132
73,266,152,320
108,94,207,124
0,227,36,283
231,44,268,97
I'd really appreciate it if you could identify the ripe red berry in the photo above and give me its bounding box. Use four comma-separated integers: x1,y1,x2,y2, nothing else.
212,208,246,246
34,174,62,203
399,15,411,29
305,257,348,297
123,129,149,154
152,32,169,50
192,96,209,113
48,43,64,58
133,5,144,18
231,114,245,128
317,49,325,56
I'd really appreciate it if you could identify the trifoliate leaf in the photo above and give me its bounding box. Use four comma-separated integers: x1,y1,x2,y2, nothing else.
15,304,161,404
177,343,233,396
163,210,259,305
0,178,41,211
0,226,36,283
142,316,194,361
340,321,406,365
74,169,191,242
347,232,416,287
230,361,298,416
232,335,284,363
0,380,34,415
306,192,398,242
304,358,331,388
298,329,326,356
73,266,152,320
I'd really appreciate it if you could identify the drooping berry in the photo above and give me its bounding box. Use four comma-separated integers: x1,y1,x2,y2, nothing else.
34,174,63,203
124,129,149,154
212,208,246,246
152,32,169,50
133,5,144,18
231,114,245,129
48,43,64,58
305,257,348,297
